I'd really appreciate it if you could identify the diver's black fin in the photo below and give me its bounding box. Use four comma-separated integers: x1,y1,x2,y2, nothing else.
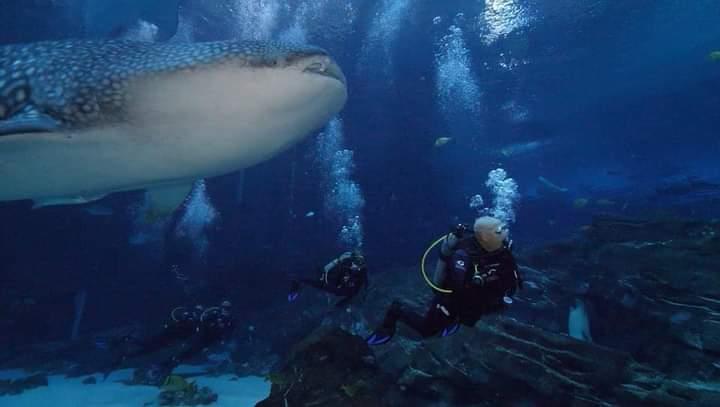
366,326,395,346
0,105,60,136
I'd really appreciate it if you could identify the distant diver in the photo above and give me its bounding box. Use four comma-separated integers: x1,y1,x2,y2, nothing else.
366,216,523,345
105,300,234,382
288,250,369,308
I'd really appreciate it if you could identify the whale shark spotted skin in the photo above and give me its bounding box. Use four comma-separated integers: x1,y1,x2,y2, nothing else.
0,39,347,210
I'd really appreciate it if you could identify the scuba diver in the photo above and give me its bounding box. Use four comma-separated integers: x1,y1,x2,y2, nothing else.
366,216,522,345
105,300,234,382
287,250,369,308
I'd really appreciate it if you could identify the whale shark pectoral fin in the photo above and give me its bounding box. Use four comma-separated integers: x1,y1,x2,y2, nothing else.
144,182,194,223
32,194,108,209
0,106,61,136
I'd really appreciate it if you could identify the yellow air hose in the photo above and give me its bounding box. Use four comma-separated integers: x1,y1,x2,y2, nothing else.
170,306,186,322
421,235,454,294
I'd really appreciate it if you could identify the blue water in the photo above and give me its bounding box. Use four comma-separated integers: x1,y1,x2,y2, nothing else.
1,0,719,404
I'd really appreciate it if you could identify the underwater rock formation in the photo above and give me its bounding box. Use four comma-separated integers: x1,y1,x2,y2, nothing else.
256,328,389,407
259,319,720,406
255,216,720,406
0,373,48,396
2,216,719,406
523,217,720,367
157,375,218,406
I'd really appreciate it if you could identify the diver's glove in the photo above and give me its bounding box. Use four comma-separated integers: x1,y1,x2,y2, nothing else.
439,229,461,261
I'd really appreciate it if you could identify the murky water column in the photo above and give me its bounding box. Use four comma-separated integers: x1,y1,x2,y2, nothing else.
278,0,358,45
358,0,412,82
119,19,159,42
174,180,219,263
435,22,481,131
433,20,483,203
278,0,321,44
477,0,531,45
230,0,282,41
315,118,365,250
477,0,533,124
127,194,168,256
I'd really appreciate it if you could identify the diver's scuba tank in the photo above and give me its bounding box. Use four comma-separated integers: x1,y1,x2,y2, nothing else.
451,223,512,291
448,224,492,288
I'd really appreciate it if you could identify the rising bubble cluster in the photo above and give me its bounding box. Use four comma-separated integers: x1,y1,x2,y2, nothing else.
174,180,219,263
316,118,365,250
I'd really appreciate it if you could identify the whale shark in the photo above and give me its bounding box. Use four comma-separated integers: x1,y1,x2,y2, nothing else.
0,39,347,214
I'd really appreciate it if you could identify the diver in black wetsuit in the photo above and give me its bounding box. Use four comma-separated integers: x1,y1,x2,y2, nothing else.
366,217,522,345
107,301,234,380
287,251,369,308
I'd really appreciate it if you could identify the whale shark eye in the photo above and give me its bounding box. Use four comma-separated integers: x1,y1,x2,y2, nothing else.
305,61,326,74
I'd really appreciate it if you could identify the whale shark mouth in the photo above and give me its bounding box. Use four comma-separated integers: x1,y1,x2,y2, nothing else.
302,58,346,84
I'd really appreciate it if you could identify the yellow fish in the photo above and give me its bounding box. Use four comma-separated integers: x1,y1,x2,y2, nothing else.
434,137,452,147
162,375,191,392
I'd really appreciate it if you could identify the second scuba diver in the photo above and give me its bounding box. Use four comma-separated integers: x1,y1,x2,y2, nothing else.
366,216,523,345
105,300,234,382
288,250,369,308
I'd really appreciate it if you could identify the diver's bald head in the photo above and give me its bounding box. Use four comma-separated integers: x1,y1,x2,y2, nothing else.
473,216,509,252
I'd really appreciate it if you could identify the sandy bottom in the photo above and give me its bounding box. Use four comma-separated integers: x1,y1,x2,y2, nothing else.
0,365,270,407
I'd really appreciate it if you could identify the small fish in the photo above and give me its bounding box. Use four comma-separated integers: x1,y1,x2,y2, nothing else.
161,375,191,392
305,211,315,217
670,311,692,325
538,176,568,193
94,338,109,350
82,204,114,216
500,140,547,157
709,51,720,61
171,264,189,281
434,137,452,147
573,198,589,208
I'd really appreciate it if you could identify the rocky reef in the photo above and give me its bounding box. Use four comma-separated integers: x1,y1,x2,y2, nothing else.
0,373,48,396
157,375,218,406
256,328,388,407
2,216,719,406
257,216,720,406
